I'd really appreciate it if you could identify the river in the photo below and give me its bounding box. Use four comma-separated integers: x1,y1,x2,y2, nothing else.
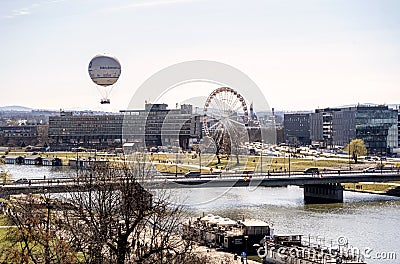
4,164,400,263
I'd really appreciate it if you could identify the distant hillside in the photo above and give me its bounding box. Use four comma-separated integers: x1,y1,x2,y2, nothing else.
0,105,32,112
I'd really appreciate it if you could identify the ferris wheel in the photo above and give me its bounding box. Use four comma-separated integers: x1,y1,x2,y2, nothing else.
203,87,248,138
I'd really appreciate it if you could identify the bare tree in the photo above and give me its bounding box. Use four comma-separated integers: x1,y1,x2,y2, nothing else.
212,121,247,166
60,157,193,264
2,156,193,264
1,194,77,263
211,128,225,165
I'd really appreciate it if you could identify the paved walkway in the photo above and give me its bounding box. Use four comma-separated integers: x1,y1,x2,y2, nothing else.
195,246,260,263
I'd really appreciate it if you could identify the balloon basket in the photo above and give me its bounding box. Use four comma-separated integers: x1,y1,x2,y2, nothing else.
100,99,111,104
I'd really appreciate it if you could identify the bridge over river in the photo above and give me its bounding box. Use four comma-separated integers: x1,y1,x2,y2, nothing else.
1,170,400,203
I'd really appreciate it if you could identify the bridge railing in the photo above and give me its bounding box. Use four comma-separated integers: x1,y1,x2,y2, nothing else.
5,167,400,186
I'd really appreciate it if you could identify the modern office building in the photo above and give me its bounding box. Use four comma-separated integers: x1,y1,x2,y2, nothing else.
398,108,400,150
48,112,124,149
309,108,343,148
309,112,323,146
48,104,201,150
310,105,398,153
283,113,311,146
0,125,39,147
122,103,201,150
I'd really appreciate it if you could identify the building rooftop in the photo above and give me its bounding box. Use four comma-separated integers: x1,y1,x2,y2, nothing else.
241,219,269,227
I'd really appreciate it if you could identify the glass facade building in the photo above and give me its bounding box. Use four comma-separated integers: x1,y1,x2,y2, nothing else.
354,106,398,154
310,105,398,153
398,111,400,150
283,113,311,146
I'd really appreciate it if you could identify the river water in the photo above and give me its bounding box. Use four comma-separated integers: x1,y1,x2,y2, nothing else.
4,164,400,264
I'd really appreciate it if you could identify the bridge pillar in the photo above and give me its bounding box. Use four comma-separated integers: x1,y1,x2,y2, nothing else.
304,183,343,204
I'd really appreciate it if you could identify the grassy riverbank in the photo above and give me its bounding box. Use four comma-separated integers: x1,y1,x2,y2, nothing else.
1,150,399,176
342,182,400,196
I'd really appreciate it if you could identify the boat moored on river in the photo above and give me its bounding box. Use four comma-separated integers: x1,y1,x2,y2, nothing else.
183,214,366,264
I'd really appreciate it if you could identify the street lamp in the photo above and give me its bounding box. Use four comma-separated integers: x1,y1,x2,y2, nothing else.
244,235,249,264
75,141,79,177
260,141,263,175
175,152,178,178
380,145,383,174
348,143,351,171
288,148,291,177
174,139,180,178
283,152,286,174
199,149,202,175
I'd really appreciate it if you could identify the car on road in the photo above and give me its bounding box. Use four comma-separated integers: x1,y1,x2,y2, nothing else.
184,171,201,178
14,178,29,184
303,167,319,174
363,167,376,173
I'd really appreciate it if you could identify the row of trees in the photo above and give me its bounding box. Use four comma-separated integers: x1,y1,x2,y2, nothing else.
0,158,213,263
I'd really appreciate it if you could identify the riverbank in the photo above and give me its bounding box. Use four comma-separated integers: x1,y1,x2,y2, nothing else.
193,245,260,263
2,150,399,174
342,182,400,197
0,211,260,263
184,212,366,264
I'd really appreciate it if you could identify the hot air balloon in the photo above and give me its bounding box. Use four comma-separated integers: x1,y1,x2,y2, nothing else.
88,55,121,104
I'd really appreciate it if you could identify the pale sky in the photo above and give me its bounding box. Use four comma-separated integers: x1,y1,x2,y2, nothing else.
0,0,399,112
